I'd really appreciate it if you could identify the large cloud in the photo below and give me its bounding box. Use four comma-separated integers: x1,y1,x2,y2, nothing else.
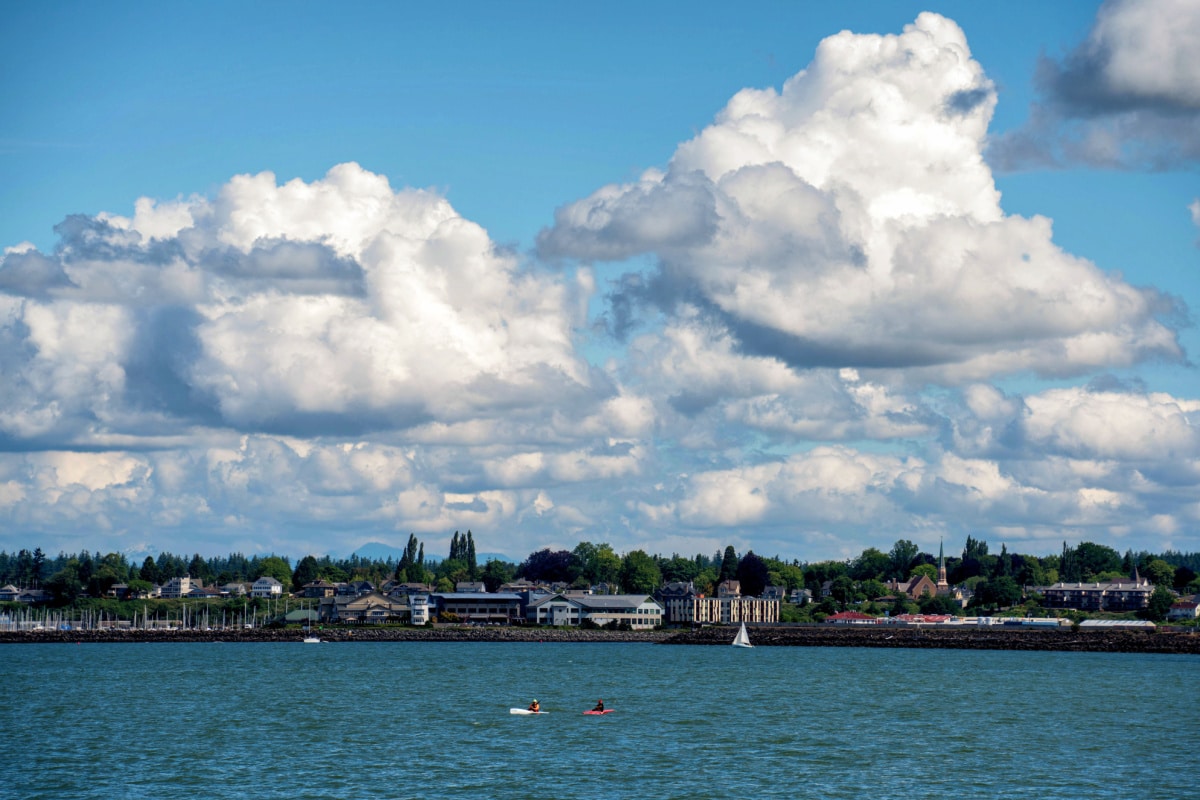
992,0,1200,168
0,163,598,444
539,13,1181,384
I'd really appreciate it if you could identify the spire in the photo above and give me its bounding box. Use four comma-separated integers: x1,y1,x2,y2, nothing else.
936,538,948,589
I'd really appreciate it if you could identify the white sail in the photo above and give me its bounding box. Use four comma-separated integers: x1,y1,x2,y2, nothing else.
732,622,753,648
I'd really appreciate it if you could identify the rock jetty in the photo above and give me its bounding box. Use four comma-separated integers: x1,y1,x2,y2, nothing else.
3,625,1197,653
0,626,674,645
661,625,1200,654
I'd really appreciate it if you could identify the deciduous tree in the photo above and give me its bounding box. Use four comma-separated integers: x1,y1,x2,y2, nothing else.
620,550,662,594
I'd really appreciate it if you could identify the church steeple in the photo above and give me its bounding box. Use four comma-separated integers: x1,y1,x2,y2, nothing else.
937,539,948,589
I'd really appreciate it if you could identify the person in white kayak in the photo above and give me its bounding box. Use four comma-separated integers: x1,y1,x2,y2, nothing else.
528,699,540,713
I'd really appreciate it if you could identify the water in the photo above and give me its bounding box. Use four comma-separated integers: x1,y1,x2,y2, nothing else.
2,642,1195,800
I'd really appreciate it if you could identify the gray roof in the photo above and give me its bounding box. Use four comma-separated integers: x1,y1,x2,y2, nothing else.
576,595,661,611
433,593,523,601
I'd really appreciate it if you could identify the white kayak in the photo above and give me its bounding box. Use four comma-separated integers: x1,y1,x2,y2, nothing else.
509,708,548,715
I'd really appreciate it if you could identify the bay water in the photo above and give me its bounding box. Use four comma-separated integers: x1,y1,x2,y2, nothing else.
2,641,1195,799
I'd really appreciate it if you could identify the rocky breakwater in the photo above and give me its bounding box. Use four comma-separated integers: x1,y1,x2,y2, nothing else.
662,625,1200,654
0,626,675,645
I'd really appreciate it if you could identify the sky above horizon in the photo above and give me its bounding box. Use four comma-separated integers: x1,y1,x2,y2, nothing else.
1,0,1197,565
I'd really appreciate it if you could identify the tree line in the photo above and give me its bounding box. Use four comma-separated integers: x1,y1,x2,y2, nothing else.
4,533,1198,613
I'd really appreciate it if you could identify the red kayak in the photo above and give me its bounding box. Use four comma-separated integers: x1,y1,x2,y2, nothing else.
583,709,615,715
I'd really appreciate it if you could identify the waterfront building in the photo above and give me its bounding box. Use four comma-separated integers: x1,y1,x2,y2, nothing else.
654,580,780,625
654,581,698,624
528,593,583,626
1041,578,1153,612
318,591,409,624
431,592,524,624
408,593,431,625
575,594,663,629
527,593,664,629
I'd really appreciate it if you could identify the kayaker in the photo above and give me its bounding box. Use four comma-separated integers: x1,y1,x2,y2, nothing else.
592,699,604,712
528,699,540,713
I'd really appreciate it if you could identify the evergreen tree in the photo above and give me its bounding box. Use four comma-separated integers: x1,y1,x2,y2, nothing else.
719,546,739,582
293,555,321,588
466,530,477,579
139,556,159,584
735,551,770,598
998,544,1012,578
31,547,45,586
14,549,33,587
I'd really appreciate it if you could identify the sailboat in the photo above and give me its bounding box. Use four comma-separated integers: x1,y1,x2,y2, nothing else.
732,622,753,648
302,605,321,643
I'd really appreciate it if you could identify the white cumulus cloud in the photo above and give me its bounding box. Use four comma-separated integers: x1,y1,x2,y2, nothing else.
540,13,1180,384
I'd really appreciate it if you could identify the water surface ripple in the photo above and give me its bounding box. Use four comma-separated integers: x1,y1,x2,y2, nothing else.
3,642,1194,799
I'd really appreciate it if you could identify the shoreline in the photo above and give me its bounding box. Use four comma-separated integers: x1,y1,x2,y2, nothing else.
2,624,1198,653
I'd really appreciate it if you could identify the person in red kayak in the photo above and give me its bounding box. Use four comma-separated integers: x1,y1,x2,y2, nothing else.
592,699,604,712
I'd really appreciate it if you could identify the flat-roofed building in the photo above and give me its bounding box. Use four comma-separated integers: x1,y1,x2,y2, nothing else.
1041,578,1153,612
431,592,523,624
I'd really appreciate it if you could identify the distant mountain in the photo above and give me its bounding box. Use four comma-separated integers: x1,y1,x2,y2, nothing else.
350,541,516,564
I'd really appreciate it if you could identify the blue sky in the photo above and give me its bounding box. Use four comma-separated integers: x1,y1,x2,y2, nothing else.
1,1,1197,565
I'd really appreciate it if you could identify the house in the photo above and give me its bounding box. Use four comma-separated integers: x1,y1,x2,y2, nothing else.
431,592,524,624
1,584,22,602
160,576,194,599
789,588,812,605
386,582,434,598
1041,578,1153,612
455,581,486,593
221,582,248,597
250,577,284,598
299,580,337,599
319,592,409,624
336,580,375,597
499,579,542,593
761,585,788,601
1167,601,1199,621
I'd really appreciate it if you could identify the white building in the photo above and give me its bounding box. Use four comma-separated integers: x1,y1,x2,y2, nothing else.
250,576,284,598
528,594,664,629
160,576,193,599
